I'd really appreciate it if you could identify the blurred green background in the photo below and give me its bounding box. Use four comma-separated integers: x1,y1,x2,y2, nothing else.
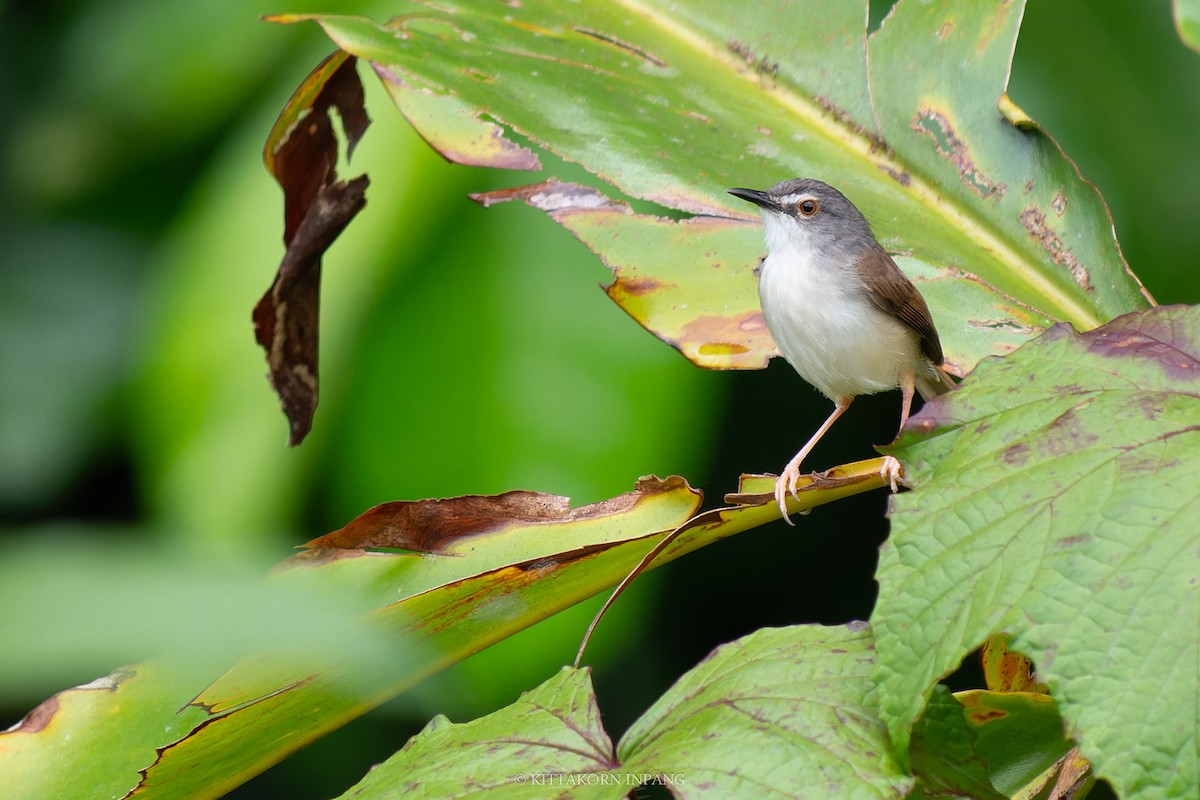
0,1,1196,797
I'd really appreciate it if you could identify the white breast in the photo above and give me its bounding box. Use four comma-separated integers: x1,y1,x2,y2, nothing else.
757,214,918,401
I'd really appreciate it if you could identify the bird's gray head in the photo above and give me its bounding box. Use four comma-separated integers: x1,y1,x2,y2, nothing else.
728,178,876,263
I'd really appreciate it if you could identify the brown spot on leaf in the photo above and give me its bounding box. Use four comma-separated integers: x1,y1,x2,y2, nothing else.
727,38,779,78
611,277,669,297
302,476,692,552
817,95,887,151
1083,308,1200,380
1137,394,1164,420
877,164,911,186
1051,190,1067,217
1044,404,1099,455
907,418,938,435
981,637,1044,694
10,697,59,734
573,27,666,67
1002,441,1030,466
911,108,1005,201
965,707,1007,724
255,52,370,445
675,312,776,369
1019,207,1094,292
937,20,955,39
728,38,753,64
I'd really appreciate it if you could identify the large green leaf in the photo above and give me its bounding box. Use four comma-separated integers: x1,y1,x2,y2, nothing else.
278,0,1149,379
873,304,1200,800
618,624,911,799
337,666,622,799
334,624,913,800
0,462,890,799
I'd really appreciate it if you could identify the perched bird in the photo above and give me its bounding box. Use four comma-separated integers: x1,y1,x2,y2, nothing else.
729,178,955,522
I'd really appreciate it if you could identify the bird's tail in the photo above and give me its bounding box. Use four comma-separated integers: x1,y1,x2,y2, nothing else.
916,364,958,401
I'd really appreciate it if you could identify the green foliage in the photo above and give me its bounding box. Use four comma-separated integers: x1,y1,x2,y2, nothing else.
0,467,891,800
304,0,1146,379
877,305,1200,796
3,0,1199,799
337,625,912,800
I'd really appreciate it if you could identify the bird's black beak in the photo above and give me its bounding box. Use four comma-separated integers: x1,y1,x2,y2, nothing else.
728,187,781,213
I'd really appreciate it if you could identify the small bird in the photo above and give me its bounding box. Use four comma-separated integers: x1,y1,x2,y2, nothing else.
729,178,955,523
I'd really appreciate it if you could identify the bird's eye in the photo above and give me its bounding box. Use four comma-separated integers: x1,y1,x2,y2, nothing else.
797,199,819,216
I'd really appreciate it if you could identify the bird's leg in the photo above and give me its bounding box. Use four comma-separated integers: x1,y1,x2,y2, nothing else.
881,373,917,491
897,372,916,431
775,397,853,524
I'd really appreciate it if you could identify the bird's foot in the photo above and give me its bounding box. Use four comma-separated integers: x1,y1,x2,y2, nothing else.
773,461,807,525
880,456,906,491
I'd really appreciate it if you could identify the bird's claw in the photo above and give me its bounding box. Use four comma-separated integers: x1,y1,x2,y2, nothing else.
880,456,906,491
774,465,802,525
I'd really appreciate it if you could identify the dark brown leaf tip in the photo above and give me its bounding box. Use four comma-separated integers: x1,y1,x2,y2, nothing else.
8,668,134,734
255,52,371,446
302,475,698,554
304,491,574,552
11,697,59,734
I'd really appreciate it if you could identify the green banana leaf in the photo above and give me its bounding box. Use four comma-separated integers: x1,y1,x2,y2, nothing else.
8,1,1183,798
273,0,1150,385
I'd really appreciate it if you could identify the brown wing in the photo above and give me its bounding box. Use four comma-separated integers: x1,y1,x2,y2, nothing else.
855,245,944,365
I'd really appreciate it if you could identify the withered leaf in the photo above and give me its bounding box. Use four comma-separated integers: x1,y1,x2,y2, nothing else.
300,476,693,554
254,51,370,445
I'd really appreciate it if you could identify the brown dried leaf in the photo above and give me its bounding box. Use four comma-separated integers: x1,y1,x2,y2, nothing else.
254,51,370,445
302,475,694,553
